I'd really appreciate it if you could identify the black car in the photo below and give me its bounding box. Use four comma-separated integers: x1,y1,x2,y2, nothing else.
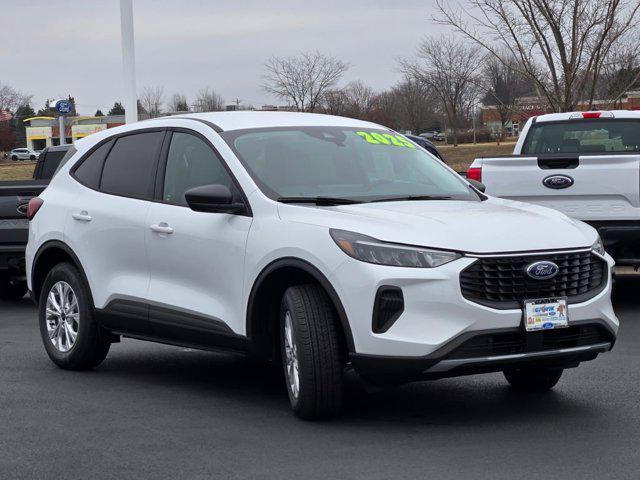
32,145,72,180
403,134,445,161
0,144,73,300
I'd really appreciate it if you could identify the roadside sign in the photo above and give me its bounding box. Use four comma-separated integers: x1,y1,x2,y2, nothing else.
55,100,73,115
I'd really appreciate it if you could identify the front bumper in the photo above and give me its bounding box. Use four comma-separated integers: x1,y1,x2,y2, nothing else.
329,250,618,378
350,320,614,382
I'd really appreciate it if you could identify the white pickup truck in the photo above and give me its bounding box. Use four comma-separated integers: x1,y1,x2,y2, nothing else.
468,110,640,266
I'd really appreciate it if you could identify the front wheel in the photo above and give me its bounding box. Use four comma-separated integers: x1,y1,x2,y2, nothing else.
30,155,36,160
280,284,344,420
11,155,17,161
503,367,563,391
39,262,110,370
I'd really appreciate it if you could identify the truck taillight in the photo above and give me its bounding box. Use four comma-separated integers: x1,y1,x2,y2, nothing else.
27,197,44,220
569,111,615,119
467,167,482,182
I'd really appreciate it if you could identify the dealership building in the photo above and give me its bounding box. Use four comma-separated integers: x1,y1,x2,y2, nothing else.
23,115,128,150
482,90,640,135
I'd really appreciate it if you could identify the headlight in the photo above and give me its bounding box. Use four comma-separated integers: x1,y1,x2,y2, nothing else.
330,229,461,268
592,237,606,256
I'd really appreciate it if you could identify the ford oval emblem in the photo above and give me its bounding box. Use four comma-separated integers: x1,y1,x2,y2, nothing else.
543,175,574,189
525,261,559,280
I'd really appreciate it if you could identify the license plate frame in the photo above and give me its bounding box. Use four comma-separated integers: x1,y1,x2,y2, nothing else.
523,297,569,332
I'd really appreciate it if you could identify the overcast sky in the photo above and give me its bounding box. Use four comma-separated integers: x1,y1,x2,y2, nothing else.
2,0,448,115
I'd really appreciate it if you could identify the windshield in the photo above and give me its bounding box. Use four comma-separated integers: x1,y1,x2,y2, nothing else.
522,119,640,154
222,127,477,202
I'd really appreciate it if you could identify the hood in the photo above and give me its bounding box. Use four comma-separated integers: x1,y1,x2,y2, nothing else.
277,197,597,254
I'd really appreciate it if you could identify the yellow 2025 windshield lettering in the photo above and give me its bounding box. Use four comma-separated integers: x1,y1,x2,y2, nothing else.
356,131,415,149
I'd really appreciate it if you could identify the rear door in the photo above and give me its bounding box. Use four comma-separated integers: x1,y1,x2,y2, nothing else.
66,130,165,313
483,118,640,221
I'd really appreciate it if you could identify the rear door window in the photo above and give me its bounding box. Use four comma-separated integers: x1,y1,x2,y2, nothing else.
100,131,164,199
522,119,640,154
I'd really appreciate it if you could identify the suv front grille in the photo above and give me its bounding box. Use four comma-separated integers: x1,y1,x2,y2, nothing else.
460,251,606,309
447,324,611,360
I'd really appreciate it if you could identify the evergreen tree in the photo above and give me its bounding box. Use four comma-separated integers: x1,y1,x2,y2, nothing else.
108,101,125,115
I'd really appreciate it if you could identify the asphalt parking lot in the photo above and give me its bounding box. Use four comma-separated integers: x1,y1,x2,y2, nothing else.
1,279,639,480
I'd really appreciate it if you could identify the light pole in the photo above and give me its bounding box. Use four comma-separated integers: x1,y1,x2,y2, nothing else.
120,0,138,124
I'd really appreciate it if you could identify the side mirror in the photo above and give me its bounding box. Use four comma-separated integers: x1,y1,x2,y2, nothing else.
467,178,486,193
184,184,247,215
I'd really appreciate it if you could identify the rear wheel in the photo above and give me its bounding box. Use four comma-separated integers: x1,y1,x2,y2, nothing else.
503,367,563,391
0,277,27,301
39,262,110,370
280,284,343,420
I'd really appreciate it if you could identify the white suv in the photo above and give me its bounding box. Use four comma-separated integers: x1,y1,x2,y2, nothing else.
26,112,618,419
9,148,38,161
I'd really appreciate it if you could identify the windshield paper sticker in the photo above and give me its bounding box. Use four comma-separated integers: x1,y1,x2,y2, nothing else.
356,131,416,149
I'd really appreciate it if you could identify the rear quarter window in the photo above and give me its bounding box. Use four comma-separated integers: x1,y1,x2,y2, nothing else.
73,142,112,189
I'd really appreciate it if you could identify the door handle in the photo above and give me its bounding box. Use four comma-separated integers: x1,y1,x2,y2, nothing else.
72,211,92,222
150,222,174,235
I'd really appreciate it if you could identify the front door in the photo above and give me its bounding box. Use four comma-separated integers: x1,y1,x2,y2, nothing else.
145,130,252,339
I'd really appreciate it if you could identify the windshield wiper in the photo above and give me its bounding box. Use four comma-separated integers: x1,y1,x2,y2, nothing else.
277,196,364,206
370,195,452,203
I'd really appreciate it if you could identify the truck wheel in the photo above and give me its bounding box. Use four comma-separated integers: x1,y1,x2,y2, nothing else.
38,262,110,370
280,284,343,420
504,367,563,391
0,279,27,301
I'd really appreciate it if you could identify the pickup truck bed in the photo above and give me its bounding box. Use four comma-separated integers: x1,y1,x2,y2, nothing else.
0,180,48,299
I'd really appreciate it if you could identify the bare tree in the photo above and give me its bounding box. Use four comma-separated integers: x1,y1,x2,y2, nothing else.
321,81,380,120
168,93,189,112
598,39,640,106
482,54,533,139
321,89,351,116
436,0,640,112
0,82,32,113
193,88,224,112
139,86,164,118
344,81,379,119
377,79,439,134
401,36,483,145
262,51,349,112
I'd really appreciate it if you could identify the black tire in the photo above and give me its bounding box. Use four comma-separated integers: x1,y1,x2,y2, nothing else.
280,284,343,420
504,367,563,391
0,278,27,301
29,155,36,160
11,155,17,161
38,262,110,370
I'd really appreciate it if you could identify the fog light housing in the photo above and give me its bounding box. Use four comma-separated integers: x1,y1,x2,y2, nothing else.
372,286,404,333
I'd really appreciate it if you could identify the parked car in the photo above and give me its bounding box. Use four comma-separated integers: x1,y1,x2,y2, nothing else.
8,148,38,161
26,112,617,419
467,110,640,265
404,134,445,161
0,145,73,300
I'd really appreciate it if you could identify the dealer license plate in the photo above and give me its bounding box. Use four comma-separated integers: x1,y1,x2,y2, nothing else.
524,298,568,332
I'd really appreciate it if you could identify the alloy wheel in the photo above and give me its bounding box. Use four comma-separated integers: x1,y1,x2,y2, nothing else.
284,311,300,399
45,281,80,353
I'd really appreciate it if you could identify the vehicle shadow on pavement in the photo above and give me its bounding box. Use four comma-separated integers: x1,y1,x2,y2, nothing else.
85,343,602,427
